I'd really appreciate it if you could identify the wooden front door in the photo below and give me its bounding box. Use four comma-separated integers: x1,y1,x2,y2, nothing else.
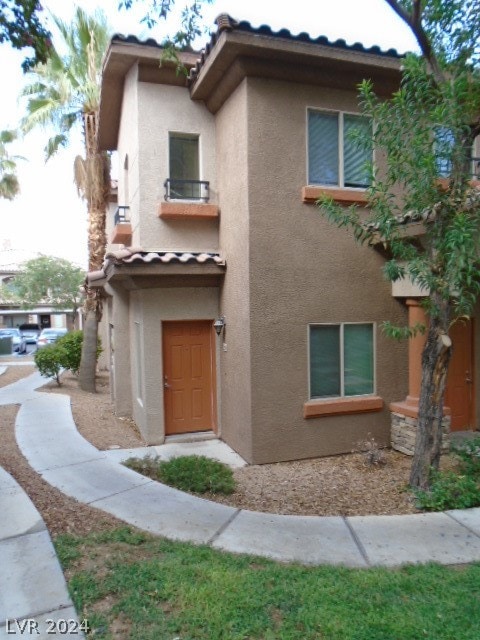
445,318,474,431
163,320,216,435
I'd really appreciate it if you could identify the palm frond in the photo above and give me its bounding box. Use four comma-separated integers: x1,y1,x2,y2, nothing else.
45,134,68,160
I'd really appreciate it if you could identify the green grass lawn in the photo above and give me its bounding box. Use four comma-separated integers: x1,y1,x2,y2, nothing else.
55,527,480,640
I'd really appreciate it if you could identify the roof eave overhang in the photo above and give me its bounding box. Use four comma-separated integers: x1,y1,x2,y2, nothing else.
190,30,403,114
90,262,226,291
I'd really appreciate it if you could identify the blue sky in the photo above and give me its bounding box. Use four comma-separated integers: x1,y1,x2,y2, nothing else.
0,0,418,268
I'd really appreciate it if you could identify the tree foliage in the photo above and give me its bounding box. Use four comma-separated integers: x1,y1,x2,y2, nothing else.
321,0,480,488
0,0,51,71
118,0,213,47
3,255,84,317
0,129,23,200
20,7,110,160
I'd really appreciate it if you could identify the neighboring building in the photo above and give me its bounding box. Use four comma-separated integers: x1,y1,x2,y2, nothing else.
0,250,77,331
90,16,480,464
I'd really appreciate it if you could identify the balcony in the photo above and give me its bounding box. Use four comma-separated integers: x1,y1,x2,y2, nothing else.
164,179,210,202
159,179,219,220
110,206,132,245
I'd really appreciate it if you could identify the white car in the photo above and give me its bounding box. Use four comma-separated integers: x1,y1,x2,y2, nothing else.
36,328,68,349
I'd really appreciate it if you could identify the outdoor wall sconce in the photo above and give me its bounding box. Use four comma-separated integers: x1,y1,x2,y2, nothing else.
213,316,225,336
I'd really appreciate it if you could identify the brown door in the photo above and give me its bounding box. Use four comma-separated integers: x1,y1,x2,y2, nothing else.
163,320,216,435
445,319,474,431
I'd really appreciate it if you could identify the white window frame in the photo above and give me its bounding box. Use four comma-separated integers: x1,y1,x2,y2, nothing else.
306,108,372,190
308,322,377,400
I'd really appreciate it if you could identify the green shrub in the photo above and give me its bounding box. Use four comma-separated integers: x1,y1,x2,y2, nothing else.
452,436,480,478
414,469,480,511
34,345,62,385
124,454,235,495
56,330,102,375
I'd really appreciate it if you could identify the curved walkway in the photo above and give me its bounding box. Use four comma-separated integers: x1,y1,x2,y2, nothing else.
2,372,480,569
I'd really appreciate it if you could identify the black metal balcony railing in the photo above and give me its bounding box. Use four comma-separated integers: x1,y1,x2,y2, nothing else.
164,179,210,202
114,206,130,225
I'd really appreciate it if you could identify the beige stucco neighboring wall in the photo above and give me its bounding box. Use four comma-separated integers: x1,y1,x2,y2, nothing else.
215,80,254,462
243,77,408,463
116,64,140,245
136,83,219,251
129,286,220,443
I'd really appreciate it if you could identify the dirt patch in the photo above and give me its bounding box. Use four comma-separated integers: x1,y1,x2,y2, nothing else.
0,365,35,387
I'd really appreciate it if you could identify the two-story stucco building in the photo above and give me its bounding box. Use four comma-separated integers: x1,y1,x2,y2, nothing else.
90,16,480,464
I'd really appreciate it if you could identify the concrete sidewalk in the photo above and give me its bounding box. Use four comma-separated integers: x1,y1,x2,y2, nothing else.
0,466,84,639
3,370,480,572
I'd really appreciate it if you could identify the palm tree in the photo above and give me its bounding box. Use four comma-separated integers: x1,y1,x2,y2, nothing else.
21,7,111,392
0,129,22,200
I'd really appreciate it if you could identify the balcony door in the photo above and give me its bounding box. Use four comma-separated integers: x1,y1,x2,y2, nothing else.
162,320,216,435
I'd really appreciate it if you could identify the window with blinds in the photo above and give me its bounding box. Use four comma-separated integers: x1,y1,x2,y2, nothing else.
309,323,374,398
308,110,372,188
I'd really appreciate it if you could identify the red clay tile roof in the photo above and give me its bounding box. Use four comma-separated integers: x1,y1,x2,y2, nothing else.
106,248,225,265
87,249,225,284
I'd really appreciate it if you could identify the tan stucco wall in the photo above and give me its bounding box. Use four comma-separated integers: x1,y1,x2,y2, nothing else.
136,83,218,251
216,80,254,462
129,287,220,443
242,77,408,463
108,285,132,417
117,64,140,244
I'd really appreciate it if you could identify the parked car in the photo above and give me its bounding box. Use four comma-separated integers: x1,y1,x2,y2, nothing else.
36,328,68,349
0,328,27,354
19,323,41,344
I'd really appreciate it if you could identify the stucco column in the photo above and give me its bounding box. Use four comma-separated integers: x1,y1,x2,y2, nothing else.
406,298,427,406
390,298,426,418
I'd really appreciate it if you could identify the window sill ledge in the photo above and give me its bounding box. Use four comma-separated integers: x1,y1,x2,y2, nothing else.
110,222,132,245
304,395,383,419
302,186,368,205
159,202,219,220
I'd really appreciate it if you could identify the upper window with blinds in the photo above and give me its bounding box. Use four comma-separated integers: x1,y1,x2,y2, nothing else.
307,110,372,189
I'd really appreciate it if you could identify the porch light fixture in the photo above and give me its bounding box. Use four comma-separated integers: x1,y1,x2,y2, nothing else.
213,316,225,336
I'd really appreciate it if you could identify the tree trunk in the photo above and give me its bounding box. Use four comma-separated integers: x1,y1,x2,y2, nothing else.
77,111,109,393
409,301,452,489
78,306,99,393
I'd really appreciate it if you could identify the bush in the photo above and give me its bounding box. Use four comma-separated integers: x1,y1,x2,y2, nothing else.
56,330,102,375
124,454,236,495
452,436,480,478
414,469,480,511
34,345,62,385
34,330,102,382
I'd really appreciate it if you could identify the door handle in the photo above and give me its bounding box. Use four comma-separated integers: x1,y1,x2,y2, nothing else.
466,371,473,384
164,376,170,389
